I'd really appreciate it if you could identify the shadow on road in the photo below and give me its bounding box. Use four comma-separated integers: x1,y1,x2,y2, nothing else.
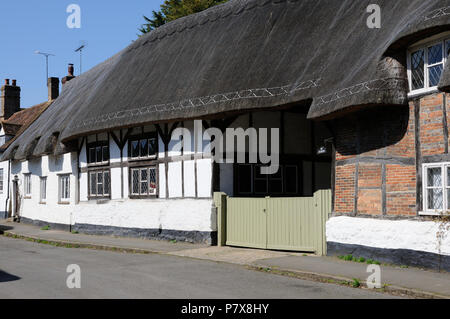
0,225,13,235
0,270,21,283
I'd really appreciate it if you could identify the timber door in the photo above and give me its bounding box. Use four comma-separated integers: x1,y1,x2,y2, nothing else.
223,190,331,255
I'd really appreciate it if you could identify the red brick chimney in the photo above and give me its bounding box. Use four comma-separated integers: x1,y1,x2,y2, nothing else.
1,79,21,120
62,64,76,85
47,77,60,101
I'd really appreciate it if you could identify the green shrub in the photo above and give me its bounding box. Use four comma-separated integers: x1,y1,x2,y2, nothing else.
343,254,353,261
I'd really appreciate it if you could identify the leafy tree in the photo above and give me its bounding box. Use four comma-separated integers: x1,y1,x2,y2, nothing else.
139,0,228,35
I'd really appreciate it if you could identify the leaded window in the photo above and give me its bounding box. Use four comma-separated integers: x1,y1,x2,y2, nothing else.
423,163,450,214
59,175,70,203
130,167,157,196
408,35,450,94
24,173,32,197
0,168,4,194
89,170,111,198
40,177,47,203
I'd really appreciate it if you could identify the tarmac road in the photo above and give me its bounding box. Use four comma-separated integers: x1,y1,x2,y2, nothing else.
0,236,399,299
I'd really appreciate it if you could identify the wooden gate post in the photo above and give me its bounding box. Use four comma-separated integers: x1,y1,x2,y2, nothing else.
214,192,227,246
314,190,332,256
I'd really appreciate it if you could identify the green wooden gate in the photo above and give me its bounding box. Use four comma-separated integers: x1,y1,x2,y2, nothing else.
214,190,331,255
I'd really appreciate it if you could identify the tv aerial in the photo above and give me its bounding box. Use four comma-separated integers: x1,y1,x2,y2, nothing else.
34,50,55,83
75,41,87,75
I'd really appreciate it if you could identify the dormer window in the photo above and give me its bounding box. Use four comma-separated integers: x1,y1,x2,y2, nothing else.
408,34,450,95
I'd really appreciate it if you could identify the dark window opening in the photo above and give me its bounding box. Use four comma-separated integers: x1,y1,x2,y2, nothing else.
128,132,158,160
235,163,302,197
87,141,109,165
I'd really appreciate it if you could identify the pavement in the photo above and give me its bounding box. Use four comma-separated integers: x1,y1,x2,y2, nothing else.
1,220,450,298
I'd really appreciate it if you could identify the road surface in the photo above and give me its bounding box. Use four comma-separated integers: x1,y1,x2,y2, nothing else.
0,236,398,299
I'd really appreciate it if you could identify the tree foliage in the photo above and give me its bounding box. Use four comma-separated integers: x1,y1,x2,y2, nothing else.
139,0,228,35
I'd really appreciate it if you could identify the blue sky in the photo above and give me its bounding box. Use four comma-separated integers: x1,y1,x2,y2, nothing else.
0,0,161,107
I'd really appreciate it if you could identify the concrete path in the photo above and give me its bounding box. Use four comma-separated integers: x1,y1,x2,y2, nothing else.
2,220,449,298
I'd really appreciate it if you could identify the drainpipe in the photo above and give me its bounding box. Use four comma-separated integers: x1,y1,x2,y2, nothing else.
12,174,19,221
4,160,11,218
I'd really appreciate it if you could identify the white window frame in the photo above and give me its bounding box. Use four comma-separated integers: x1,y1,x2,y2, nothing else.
0,168,4,194
58,174,70,204
40,177,47,204
130,166,158,197
422,163,450,216
407,33,450,97
24,173,32,198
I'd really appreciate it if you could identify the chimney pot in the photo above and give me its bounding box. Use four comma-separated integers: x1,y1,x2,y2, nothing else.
12,80,16,86
62,64,76,85
4,79,9,85
68,64,74,76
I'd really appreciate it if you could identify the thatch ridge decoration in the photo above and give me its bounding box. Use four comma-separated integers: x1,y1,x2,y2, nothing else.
70,78,321,129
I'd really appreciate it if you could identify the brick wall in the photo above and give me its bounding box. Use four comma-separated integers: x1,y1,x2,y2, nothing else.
335,164,355,213
420,94,445,156
333,92,450,217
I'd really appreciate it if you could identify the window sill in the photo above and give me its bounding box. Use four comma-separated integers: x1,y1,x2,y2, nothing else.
58,202,70,205
39,202,47,205
408,88,439,99
128,156,158,162
87,162,110,168
419,211,450,216
88,197,111,203
129,195,158,199
24,196,32,199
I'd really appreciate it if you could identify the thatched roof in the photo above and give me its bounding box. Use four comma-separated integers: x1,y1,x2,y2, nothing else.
3,0,450,161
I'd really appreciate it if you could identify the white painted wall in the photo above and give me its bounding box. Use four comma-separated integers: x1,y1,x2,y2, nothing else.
75,199,215,232
197,159,212,198
157,121,212,199
327,216,450,256
183,160,196,198
168,161,182,198
0,160,10,218
11,153,78,225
